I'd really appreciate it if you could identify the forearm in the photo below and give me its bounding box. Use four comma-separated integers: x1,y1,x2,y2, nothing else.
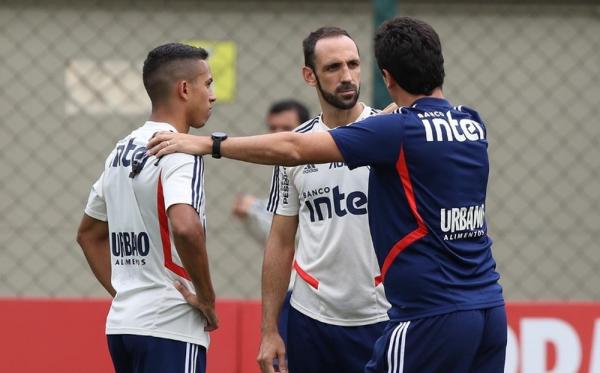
224,133,310,166
147,131,343,166
261,240,294,334
80,238,115,297
224,131,343,165
173,231,215,306
77,215,115,297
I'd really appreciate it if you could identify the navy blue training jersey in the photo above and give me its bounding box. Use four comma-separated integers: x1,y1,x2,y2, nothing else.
329,97,504,321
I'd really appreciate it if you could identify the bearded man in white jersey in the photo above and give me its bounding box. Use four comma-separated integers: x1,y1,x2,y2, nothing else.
76,43,217,373
256,27,391,373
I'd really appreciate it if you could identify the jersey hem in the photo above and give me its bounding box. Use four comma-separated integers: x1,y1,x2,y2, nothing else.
290,299,390,327
84,208,107,222
387,299,505,321
274,210,298,217
164,199,194,210
106,327,209,347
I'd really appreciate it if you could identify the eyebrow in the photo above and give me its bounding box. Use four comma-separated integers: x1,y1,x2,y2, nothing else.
324,61,342,69
323,58,360,69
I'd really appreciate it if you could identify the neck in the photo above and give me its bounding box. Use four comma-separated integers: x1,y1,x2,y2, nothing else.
392,87,444,108
149,105,190,134
320,101,364,129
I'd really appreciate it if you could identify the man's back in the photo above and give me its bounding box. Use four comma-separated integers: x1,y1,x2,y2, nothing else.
86,121,208,346
331,98,504,321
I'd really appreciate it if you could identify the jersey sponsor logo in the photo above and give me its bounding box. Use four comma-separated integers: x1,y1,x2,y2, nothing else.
419,110,485,142
328,162,346,169
111,231,150,265
111,138,151,178
302,164,319,174
281,168,290,205
440,204,486,240
304,185,367,222
302,187,330,199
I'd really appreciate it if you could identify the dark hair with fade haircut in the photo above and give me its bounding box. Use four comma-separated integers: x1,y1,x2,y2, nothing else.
268,99,310,124
302,26,355,70
142,42,209,105
374,17,445,95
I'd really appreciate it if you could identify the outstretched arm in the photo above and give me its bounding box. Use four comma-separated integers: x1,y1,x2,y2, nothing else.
147,131,343,166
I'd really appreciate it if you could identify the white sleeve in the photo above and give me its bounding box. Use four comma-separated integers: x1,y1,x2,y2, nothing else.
84,172,108,221
266,165,299,216
161,154,204,214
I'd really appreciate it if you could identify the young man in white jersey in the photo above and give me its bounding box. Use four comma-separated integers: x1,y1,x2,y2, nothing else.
255,27,390,373
76,43,217,373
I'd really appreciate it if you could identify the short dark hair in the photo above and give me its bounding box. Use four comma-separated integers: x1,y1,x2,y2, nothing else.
374,17,445,95
303,27,354,70
268,99,310,123
142,43,209,104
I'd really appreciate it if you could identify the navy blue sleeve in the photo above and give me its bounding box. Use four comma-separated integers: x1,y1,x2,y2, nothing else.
330,113,404,169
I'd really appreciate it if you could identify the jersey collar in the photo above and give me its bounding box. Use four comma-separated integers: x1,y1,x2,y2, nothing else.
143,121,178,133
410,97,452,109
317,102,371,130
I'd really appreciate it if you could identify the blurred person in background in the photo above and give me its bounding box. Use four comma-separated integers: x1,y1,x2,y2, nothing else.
147,16,507,373
231,99,310,243
76,43,217,373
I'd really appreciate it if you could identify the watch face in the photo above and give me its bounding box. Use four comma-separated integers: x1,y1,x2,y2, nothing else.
212,131,227,139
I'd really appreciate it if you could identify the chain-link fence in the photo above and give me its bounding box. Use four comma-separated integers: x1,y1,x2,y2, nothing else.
1,0,598,300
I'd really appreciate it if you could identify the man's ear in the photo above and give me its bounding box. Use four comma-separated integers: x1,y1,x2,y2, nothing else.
302,66,317,87
381,69,395,89
176,80,189,101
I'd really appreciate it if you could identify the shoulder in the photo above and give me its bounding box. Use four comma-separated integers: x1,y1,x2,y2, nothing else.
293,115,320,133
453,104,476,115
103,133,135,168
393,106,418,117
454,105,485,123
351,110,407,129
384,106,426,125
366,105,381,117
163,152,200,163
279,162,300,177
159,153,203,174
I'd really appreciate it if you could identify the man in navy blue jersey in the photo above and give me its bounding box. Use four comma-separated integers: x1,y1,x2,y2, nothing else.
147,17,506,372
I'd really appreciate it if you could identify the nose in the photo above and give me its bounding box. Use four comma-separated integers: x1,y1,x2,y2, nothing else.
340,64,352,82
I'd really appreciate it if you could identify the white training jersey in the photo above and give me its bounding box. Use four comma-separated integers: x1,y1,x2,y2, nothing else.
84,121,209,347
266,104,390,326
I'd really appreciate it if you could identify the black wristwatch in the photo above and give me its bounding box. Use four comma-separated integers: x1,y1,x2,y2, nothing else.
211,131,228,159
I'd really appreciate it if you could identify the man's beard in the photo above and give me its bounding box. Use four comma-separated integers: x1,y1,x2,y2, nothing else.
316,76,360,110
